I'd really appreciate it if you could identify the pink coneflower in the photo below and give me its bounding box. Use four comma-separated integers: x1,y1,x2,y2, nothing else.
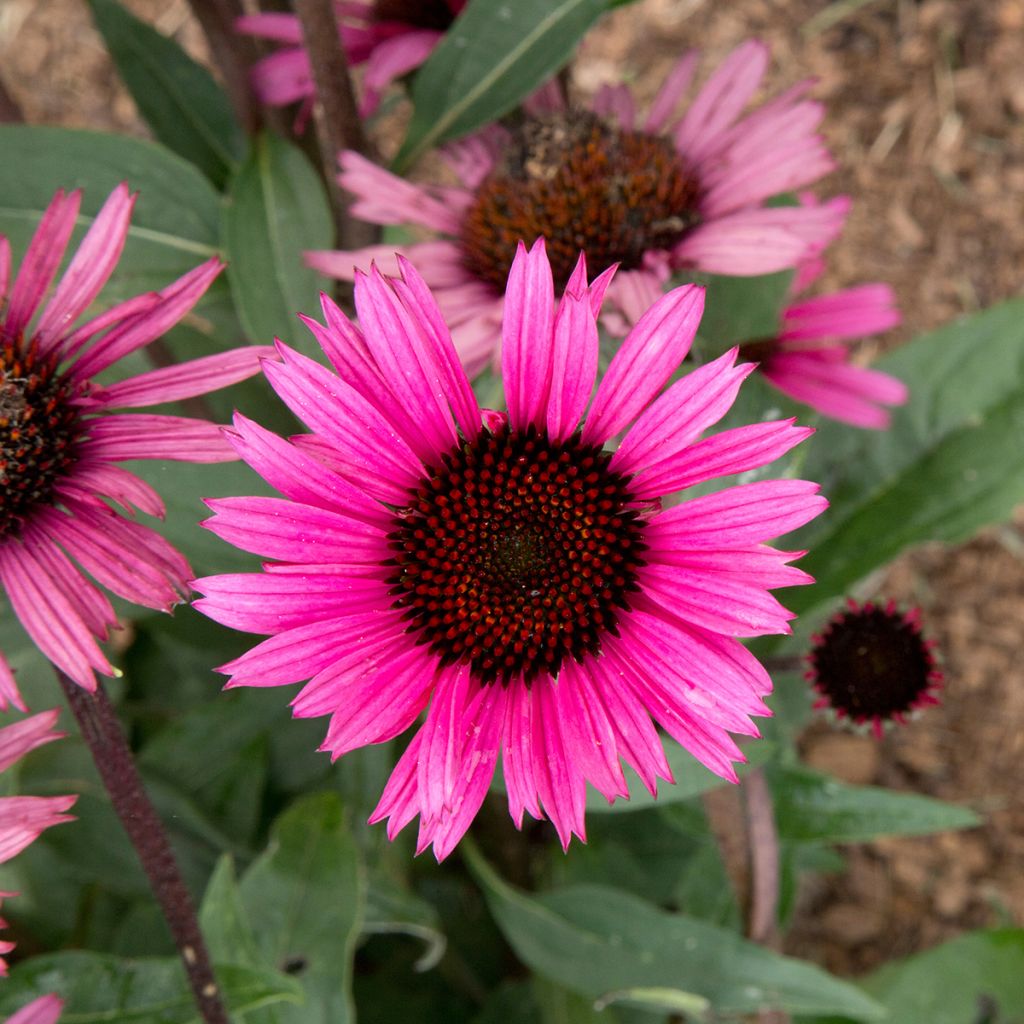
2,995,63,1024
0,185,272,700
742,254,907,428
194,239,826,858
1,709,75,975
237,0,466,125
807,599,943,737
308,41,848,376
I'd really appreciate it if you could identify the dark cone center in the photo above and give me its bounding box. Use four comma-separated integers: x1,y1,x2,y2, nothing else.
460,110,701,293
0,337,81,536
372,0,457,31
810,606,934,720
386,423,647,684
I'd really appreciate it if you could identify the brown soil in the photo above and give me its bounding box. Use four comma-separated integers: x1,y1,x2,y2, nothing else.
4,0,1023,981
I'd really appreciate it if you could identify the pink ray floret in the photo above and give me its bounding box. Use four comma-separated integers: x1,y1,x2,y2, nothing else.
1,710,75,974
754,251,907,428
2,995,63,1024
0,186,273,697
237,0,466,125
194,240,826,859
308,40,848,376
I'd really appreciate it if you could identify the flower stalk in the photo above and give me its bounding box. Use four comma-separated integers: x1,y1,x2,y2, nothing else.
56,670,229,1024
293,0,379,251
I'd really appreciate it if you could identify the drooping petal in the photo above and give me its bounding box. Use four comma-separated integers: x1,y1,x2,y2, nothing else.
0,710,64,773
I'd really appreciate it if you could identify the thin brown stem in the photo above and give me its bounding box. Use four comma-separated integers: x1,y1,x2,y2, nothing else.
744,766,781,949
184,0,259,133
293,0,379,250
57,671,229,1024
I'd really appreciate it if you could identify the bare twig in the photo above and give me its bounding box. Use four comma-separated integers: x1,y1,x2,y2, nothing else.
293,0,379,250
57,671,229,1024
184,0,261,134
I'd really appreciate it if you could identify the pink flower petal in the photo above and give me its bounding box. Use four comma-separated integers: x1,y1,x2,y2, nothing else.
0,710,64,774
582,284,704,446
82,415,235,463
3,993,65,1024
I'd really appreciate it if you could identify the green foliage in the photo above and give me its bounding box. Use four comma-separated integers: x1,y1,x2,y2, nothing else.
394,0,613,171
0,952,301,1021
805,929,1024,1024
695,269,795,351
87,0,245,188
466,842,885,1021
789,296,1024,616
768,764,980,843
0,125,220,299
239,793,365,1023
221,132,334,350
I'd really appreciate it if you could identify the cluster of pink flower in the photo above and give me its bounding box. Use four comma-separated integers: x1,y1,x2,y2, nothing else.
0,31,922,959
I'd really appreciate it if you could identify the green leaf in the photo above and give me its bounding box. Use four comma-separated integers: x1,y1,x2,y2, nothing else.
0,952,302,1022
200,856,263,968
585,740,774,813
787,296,1024,617
364,876,447,971
805,929,1024,1024
694,269,794,350
87,0,244,188
0,125,220,300
394,0,610,172
239,793,365,1023
464,843,884,1021
769,764,979,843
221,132,333,349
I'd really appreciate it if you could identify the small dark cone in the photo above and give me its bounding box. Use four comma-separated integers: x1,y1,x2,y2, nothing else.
806,599,943,737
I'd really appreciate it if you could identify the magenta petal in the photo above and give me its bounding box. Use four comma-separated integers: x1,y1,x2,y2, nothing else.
82,415,234,463
225,414,391,530
645,52,698,132
629,419,813,498
203,496,388,564
360,29,440,115
56,462,164,518
0,539,113,689
4,190,81,340
94,346,273,409
546,286,599,442
0,710,64,774
502,239,556,430
417,664,473,823
424,683,505,861
369,732,423,841
582,283,705,446
646,479,826,548
611,350,752,477
3,994,66,1024
531,679,586,849
35,184,135,353
0,654,26,714
502,679,542,826
0,795,77,864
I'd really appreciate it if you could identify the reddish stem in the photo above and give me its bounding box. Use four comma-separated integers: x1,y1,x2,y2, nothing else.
57,670,229,1024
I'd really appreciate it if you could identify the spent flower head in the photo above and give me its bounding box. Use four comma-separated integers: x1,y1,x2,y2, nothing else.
309,41,849,375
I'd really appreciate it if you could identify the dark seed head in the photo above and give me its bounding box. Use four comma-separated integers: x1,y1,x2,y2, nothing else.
460,110,701,293
386,423,648,685
807,600,942,734
0,335,81,537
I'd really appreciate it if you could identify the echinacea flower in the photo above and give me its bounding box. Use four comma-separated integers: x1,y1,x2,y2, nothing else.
194,239,826,858
308,41,848,375
2,994,63,1024
1,709,75,974
807,599,943,737
0,185,272,699
238,0,465,125
740,253,907,428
